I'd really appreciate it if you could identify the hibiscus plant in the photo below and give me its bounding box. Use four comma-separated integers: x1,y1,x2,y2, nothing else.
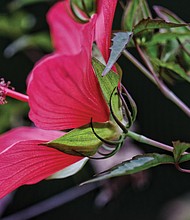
0,0,190,199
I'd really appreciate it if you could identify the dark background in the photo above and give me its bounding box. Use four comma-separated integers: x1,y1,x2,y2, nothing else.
0,0,190,219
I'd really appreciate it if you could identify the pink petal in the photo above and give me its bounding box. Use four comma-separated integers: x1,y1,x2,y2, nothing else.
95,0,117,62
0,126,63,152
0,127,82,199
28,52,109,130
47,1,96,54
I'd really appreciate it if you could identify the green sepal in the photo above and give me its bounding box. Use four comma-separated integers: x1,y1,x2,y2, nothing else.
46,121,121,157
102,32,132,76
71,0,96,16
82,153,174,184
115,63,123,81
70,0,89,23
92,58,122,121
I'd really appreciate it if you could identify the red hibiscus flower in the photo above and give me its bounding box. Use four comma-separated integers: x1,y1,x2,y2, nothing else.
0,0,119,199
95,0,118,62
0,127,86,198
28,0,118,130
47,0,117,61
28,13,110,130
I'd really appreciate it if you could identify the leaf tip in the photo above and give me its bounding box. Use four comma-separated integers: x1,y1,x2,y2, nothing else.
101,67,110,76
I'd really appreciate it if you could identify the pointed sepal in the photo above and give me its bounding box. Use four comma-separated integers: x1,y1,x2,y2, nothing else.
102,32,133,76
92,58,122,120
47,121,121,157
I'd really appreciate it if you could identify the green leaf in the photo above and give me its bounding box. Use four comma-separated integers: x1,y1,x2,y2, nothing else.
153,6,190,68
92,58,122,120
133,18,189,35
0,100,28,133
151,58,190,83
143,32,190,46
102,32,132,76
82,153,174,184
122,0,151,31
179,154,190,164
173,141,190,162
153,6,190,32
47,121,121,157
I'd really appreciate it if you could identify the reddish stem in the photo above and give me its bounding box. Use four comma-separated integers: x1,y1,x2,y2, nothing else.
5,87,29,102
0,84,29,104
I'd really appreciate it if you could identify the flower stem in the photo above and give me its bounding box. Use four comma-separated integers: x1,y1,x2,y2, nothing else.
127,130,174,152
122,49,190,117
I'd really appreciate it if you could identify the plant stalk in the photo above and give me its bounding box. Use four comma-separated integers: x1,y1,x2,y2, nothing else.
123,49,190,117
127,130,174,152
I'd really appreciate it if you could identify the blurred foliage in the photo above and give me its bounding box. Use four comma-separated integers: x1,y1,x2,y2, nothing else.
123,0,190,84
0,11,35,38
0,0,52,133
0,0,53,58
8,0,50,11
4,32,52,58
0,99,29,133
